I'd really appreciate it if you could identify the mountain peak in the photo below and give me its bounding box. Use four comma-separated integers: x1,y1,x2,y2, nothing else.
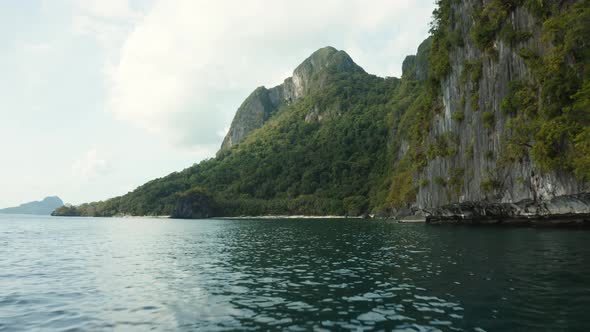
219,47,366,152
294,46,362,82
300,46,341,67
286,46,364,101
303,46,353,64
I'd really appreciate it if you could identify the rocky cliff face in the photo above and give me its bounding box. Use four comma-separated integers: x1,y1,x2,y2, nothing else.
220,46,364,151
413,0,588,211
220,86,280,151
426,193,590,226
402,37,432,82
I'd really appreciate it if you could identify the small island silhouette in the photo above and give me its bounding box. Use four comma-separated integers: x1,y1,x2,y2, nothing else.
0,196,64,215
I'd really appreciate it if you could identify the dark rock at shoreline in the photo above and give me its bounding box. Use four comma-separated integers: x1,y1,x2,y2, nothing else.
423,193,590,226
170,188,214,219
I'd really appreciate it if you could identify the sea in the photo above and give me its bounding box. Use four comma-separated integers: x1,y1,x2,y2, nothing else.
1,214,589,331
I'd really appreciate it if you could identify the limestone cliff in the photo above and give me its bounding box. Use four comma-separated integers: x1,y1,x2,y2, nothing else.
406,0,589,215
219,86,280,151
220,46,364,151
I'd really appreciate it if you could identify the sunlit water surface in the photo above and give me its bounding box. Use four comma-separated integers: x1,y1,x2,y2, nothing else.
1,214,589,331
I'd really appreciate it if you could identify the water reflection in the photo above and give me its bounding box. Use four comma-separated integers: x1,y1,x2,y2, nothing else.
0,215,589,331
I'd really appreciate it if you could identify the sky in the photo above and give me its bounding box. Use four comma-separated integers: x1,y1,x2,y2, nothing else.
0,0,435,208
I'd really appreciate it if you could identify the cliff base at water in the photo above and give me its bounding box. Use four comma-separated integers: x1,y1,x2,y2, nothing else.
424,193,590,226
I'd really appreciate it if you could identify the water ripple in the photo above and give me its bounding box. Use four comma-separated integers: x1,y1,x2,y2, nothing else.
0,215,589,331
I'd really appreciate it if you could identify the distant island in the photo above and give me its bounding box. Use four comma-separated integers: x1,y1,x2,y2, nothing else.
0,196,64,215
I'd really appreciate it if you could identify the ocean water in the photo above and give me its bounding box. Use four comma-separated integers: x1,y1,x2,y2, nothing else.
1,214,589,331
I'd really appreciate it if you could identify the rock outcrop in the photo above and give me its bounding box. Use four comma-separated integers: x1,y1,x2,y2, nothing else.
401,37,432,82
219,86,280,151
413,0,588,211
170,188,214,219
425,193,590,226
219,46,364,151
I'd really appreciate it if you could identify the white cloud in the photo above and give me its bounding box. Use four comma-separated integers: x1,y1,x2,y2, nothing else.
70,0,138,43
72,0,136,20
22,42,52,53
72,149,110,181
101,0,435,147
69,0,144,79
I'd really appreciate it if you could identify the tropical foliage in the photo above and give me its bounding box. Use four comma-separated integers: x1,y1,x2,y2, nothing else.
54,0,589,218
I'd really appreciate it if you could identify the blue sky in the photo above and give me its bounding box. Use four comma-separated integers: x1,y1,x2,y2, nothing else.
0,0,435,207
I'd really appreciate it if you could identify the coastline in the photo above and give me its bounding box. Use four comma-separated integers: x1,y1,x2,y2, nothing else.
52,192,590,227
218,215,363,220
50,213,590,227
426,213,590,227
422,193,590,227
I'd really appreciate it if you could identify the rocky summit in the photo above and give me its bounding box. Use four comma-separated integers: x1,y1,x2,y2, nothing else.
220,47,364,151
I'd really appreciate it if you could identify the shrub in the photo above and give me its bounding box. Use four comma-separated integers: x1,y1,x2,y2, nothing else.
471,1,511,51
482,111,495,128
419,178,430,187
428,0,453,81
449,168,465,195
343,196,368,216
481,178,501,192
471,92,480,112
388,170,418,208
427,132,459,159
466,139,475,158
434,176,448,187
573,127,590,181
452,111,465,122
500,25,533,44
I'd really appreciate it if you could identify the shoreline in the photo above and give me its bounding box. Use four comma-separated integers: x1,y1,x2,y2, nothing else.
218,215,363,220
49,213,590,227
426,213,590,227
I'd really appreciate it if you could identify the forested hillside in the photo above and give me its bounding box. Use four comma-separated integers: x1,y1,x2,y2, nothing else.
54,47,420,217
54,0,589,218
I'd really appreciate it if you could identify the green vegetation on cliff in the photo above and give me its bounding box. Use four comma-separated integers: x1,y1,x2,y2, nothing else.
499,0,590,179
58,54,414,217
54,0,589,218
